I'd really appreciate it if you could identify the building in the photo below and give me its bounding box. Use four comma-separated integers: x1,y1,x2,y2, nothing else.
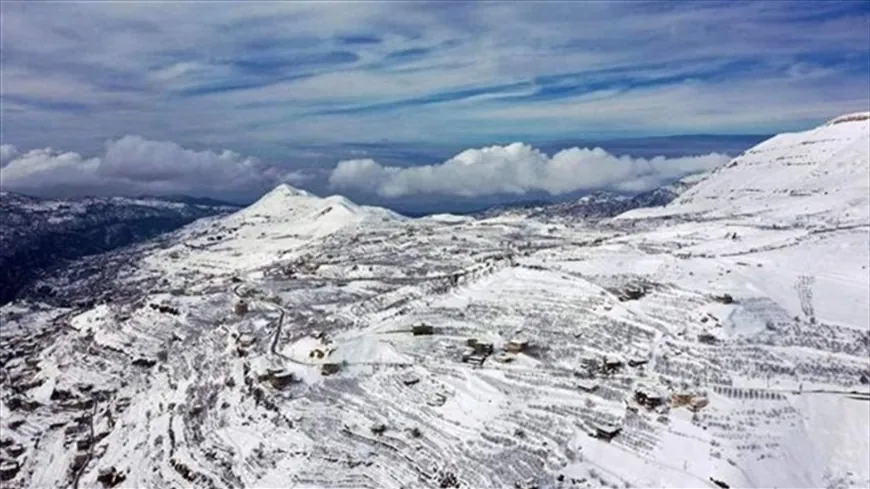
506,339,529,353
412,324,434,336
237,334,255,348
577,380,599,393
634,385,666,409
268,370,297,389
697,333,718,345
671,393,693,407
492,353,515,363
602,355,624,373
591,423,621,441
234,301,248,316
472,342,494,355
690,397,709,412
321,363,341,376
461,351,487,366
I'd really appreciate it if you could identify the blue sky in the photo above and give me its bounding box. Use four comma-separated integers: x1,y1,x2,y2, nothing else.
1,1,868,209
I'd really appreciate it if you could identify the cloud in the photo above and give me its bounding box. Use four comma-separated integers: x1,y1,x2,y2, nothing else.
1,1,868,155
329,142,730,198
0,145,20,166
0,136,308,201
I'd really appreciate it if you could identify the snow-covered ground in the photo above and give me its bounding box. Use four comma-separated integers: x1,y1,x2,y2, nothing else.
1,113,868,489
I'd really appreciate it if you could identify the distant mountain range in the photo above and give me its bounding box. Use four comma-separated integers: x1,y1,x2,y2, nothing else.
474,173,707,220
0,192,238,305
0,173,709,305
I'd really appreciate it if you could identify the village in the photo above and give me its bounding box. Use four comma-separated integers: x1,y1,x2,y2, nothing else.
2,197,868,489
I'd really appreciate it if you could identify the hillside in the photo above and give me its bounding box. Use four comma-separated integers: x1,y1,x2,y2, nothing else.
619,112,870,227
0,192,237,306
477,173,707,221
0,115,868,489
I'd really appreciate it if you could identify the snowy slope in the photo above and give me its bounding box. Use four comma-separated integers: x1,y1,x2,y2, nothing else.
140,184,407,276
1,114,868,489
477,172,707,221
0,192,235,305
619,112,870,227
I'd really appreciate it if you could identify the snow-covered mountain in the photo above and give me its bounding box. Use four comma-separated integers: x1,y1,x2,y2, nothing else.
1,114,868,489
478,173,707,221
619,112,870,227
0,192,237,306
132,183,408,278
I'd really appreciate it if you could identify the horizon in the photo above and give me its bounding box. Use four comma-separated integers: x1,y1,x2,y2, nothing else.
2,133,772,214
1,1,868,210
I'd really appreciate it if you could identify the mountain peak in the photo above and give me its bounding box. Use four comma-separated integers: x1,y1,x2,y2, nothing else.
266,183,313,198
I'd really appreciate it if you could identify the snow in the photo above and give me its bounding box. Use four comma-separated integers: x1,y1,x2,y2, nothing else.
618,114,870,227
140,183,406,275
2,115,869,489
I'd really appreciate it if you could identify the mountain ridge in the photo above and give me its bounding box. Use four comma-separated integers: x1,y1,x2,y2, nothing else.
0,113,868,489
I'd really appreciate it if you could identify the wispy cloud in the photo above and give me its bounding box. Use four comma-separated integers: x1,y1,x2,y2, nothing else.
0,0,868,197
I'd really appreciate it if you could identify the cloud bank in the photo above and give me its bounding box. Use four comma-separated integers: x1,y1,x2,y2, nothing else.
0,136,306,201
329,143,731,197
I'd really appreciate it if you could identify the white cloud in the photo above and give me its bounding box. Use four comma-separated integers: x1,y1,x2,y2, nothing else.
0,145,20,166
329,142,730,198
0,136,308,200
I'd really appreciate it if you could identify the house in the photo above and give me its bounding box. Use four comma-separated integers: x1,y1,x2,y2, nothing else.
697,333,718,345
462,351,487,366
690,397,709,412
634,385,666,409
602,355,624,373
472,342,494,355
468,354,488,366
713,293,734,304
5,443,25,458
671,393,693,407
506,339,529,353
492,353,515,363
412,324,434,336
579,356,599,370
591,423,621,441
0,460,20,482
321,363,341,376
577,380,599,393
427,393,447,407
237,334,255,348
234,301,248,316
269,370,297,389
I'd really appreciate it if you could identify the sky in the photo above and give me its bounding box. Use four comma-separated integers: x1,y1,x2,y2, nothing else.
1,1,869,211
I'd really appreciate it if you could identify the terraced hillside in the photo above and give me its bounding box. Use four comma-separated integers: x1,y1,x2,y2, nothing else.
1,114,868,489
